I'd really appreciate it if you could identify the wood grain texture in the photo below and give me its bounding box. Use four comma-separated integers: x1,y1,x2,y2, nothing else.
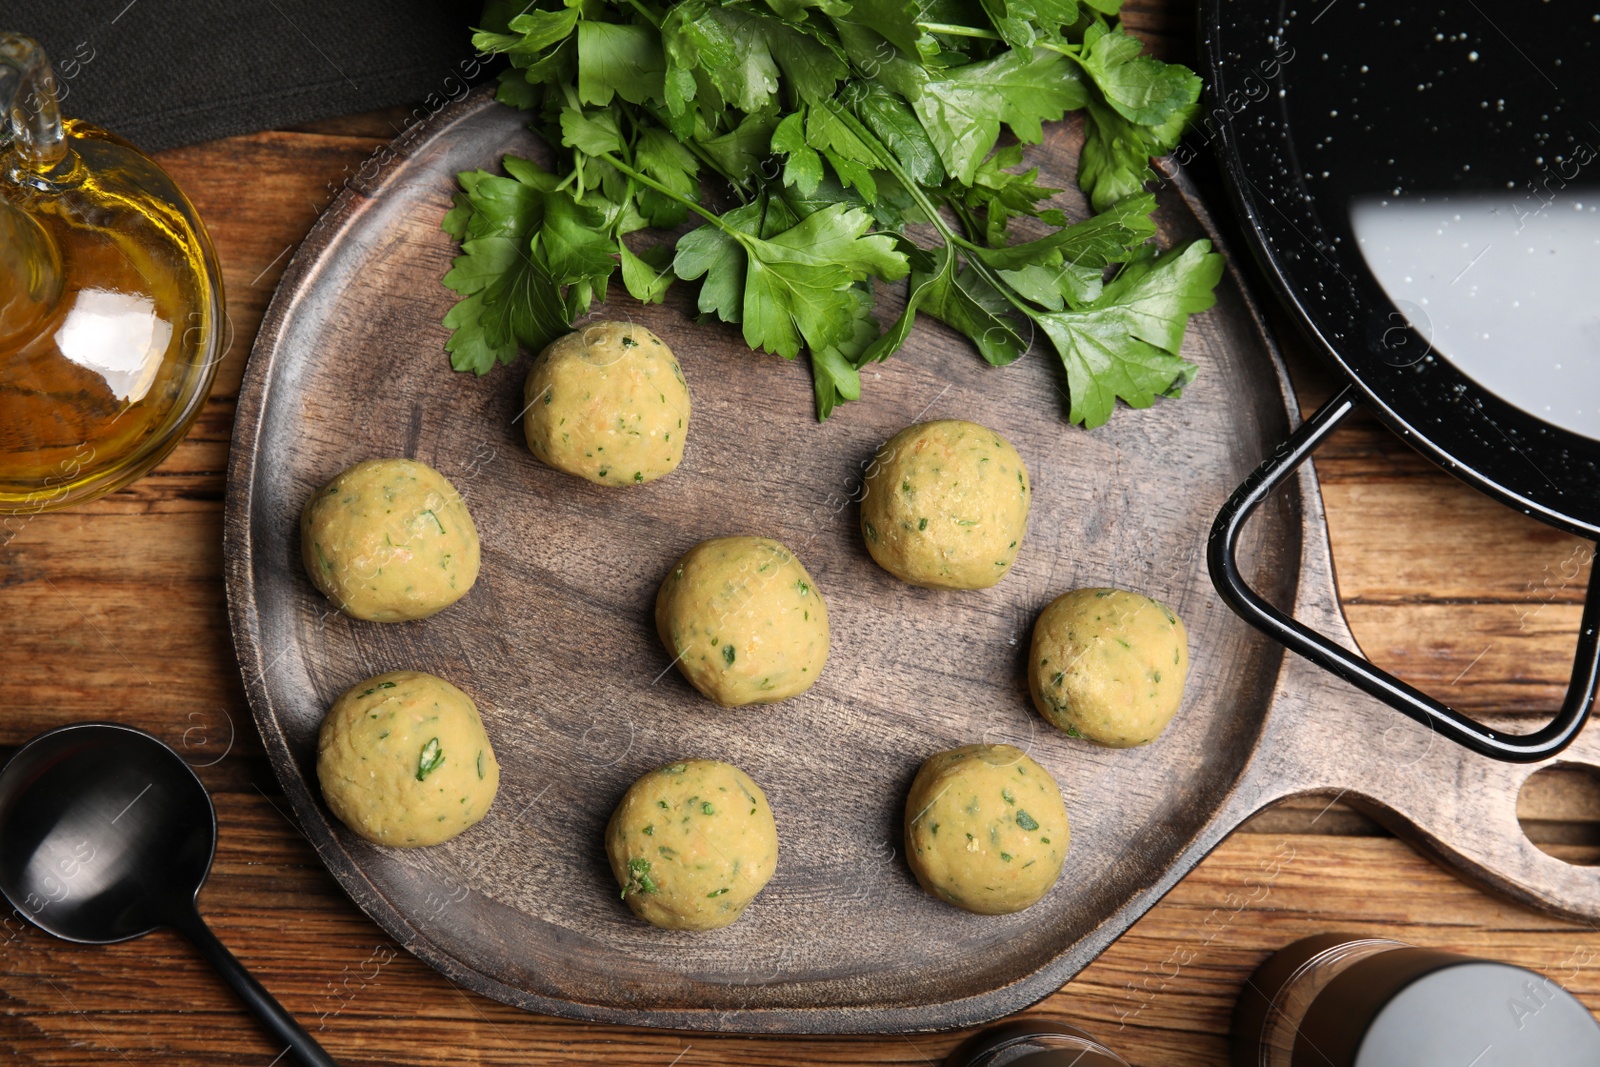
0,12,1596,1063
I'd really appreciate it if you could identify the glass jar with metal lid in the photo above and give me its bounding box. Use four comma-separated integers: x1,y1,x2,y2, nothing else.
1233,933,1600,1067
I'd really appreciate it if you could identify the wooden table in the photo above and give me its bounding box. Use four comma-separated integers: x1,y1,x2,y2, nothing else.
3,13,1599,1064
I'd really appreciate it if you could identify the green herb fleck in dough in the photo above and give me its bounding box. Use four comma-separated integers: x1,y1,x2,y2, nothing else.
722,644,736,666
1000,853,1013,862
621,335,639,348
918,517,928,531
419,509,446,535
598,467,610,478
1001,788,1015,804
701,801,715,815
795,578,810,596
864,521,878,543
634,471,644,483
706,887,729,898
622,858,657,898
657,799,669,809
477,750,485,780
643,824,654,836
1015,810,1040,831
416,737,445,781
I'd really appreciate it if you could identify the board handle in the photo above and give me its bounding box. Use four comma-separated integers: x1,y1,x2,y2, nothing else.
1210,383,1600,763
1209,384,1600,921
1239,646,1600,923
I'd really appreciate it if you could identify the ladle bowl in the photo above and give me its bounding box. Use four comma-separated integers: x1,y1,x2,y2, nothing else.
0,722,337,1066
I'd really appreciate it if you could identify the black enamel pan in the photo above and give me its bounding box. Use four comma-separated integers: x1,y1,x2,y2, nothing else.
1199,0,1600,761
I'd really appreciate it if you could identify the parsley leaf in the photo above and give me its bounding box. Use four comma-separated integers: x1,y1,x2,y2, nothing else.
848,81,946,186
1079,101,1162,211
443,0,1220,427
633,128,700,228
540,193,616,284
672,201,761,322
619,241,675,304
919,260,1030,367
1077,22,1202,128
811,287,879,419
979,0,1082,48
772,111,825,197
440,165,569,373
576,22,665,106
913,46,1089,184
675,197,905,361
972,192,1157,271
758,202,907,279
1034,240,1224,427
559,107,623,156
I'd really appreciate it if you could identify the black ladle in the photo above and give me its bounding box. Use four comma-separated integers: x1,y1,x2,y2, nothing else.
0,722,338,1066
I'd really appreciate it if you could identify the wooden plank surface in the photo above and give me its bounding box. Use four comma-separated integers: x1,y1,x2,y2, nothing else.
3,17,1599,1066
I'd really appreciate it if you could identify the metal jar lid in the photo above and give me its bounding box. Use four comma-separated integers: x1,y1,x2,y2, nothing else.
1234,934,1600,1066
943,1019,1129,1067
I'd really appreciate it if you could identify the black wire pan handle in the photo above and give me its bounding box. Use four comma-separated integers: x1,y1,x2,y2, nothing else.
1209,383,1600,763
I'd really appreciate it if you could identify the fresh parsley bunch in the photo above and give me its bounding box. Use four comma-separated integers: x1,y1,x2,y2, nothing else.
442,0,1223,427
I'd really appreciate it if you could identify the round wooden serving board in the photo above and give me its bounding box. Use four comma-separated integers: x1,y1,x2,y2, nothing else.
225,88,1600,1034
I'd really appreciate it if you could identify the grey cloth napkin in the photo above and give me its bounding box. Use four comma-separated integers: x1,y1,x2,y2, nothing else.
6,0,489,151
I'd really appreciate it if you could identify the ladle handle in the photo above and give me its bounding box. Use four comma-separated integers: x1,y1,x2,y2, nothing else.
172,905,340,1067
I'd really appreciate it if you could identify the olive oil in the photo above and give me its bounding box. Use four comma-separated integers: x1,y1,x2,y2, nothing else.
0,36,222,513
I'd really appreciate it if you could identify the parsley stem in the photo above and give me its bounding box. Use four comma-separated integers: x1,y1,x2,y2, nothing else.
822,100,959,246
638,103,743,191
596,151,749,241
623,0,661,28
918,21,1003,39
823,100,1046,326
1037,40,1087,63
